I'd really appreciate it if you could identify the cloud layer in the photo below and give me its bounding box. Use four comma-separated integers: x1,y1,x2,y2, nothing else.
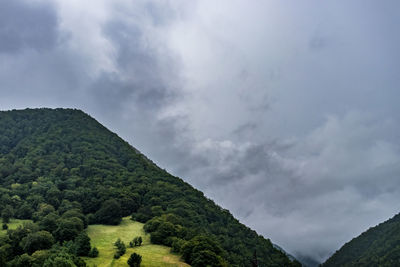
1,0,400,263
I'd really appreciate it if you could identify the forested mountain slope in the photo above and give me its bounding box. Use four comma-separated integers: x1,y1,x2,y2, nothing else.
323,213,400,266
0,108,300,266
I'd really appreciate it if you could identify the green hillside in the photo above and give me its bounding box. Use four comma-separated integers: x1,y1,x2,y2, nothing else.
84,217,188,267
323,213,400,266
0,108,300,266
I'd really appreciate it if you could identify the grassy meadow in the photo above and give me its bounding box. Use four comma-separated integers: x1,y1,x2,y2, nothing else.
0,219,31,235
84,217,189,267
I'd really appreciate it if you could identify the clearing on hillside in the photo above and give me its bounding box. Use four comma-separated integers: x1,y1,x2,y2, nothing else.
84,217,189,267
0,219,31,235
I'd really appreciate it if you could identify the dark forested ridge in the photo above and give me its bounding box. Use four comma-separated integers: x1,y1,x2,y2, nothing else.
323,213,400,267
0,108,300,266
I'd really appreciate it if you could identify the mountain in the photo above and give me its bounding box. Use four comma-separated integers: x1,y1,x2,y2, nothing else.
323,213,400,266
0,108,301,266
273,243,297,262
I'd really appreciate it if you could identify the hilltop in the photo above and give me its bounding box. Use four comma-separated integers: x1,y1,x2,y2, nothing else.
0,108,300,266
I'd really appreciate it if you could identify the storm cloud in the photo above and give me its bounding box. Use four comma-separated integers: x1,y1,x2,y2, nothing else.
0,0,58,53
1,0,400,263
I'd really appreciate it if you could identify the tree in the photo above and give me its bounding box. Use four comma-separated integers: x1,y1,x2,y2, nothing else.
74,232,91,256
38,212,60,233
131,236,143,247
95,199,122,225
251,250,258,267
149,221,176,245
21,231,55,255
31,250,51,266
114,238,126,258
43,253,76,267
10,253,34,267
62,209,88,228
15,203,34,219
42,247,86,267
191,250,227,267
32,203,55,222
0,244,12,265
128,252,142,267
181,235,225,264
1,205,14,223
53,217,84,242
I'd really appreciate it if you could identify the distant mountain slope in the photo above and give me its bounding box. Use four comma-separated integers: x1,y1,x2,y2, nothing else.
323,213,400,266
0,108,300,266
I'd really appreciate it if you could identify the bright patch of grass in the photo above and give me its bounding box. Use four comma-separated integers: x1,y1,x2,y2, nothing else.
84,217,189,267
0,218,31,235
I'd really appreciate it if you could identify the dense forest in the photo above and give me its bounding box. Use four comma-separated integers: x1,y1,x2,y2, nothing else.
0,108,300,266
323,213,400,266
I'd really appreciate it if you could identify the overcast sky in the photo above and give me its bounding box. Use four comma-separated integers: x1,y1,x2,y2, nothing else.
1,0,400,263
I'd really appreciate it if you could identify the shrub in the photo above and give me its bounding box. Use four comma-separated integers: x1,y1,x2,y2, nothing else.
114,238,126,257
131,236,143,247
127,253,142,267
88,247,99,258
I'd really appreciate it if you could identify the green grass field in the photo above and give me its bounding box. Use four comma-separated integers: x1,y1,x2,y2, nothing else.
0,218,31,235
84,217,190,267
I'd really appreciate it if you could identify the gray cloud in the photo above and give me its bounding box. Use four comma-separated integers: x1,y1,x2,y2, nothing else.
1,0,400,264
97,19,177,110
177,112,400,262
82,6,185,159
0,0,58,53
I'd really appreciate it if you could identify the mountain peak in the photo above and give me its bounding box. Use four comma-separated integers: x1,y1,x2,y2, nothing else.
0,108,300,266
